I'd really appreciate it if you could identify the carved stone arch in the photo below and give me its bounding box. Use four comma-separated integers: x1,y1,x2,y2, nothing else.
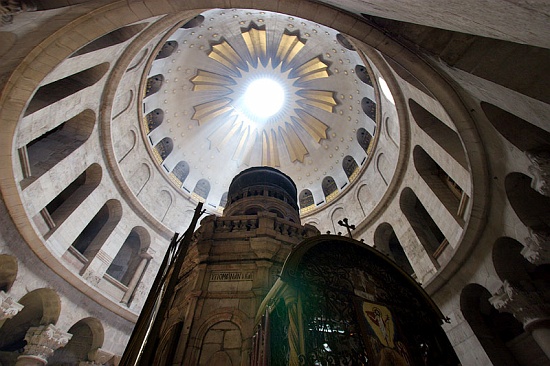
330,206,346,234
188,309,249,365
505,172,550,231
112,89,134,120
107,226,150,286
460,283,523,366
376,152,389,185
408,99,467,169
0,254,18,292
155,319,185,365
373,222,414,276
70,199,123,261
49,317,104,365
356,183,370,216
24,63,110,117
0,288,61,352
71,23,148,57
130,162,152,195
115,128,137,163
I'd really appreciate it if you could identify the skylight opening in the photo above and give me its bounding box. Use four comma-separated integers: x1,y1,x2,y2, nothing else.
244,78,285,118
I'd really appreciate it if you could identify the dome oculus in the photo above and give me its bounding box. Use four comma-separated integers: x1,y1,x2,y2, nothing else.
244,78,285,118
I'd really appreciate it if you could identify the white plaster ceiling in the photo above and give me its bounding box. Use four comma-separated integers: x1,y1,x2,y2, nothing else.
142,9,379,212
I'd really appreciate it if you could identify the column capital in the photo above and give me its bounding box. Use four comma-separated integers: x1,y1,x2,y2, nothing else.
18,324,72,364
522,227,550,265
140,247,156,259
526,149,550,197
489,281,550,325
0,290,24,321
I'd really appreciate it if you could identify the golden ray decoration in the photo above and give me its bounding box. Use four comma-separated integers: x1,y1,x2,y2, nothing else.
242,25,267,66
192,99,233,125
297,90,337,113
276,32,305,68
279,123,308,163
262,129,280,167
291,56,331,84
292,109,329,142
209,38,247,72
191,24,338,169
191,70,235,93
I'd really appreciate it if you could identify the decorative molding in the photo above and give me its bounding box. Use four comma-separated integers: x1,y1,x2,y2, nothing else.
19,324,72,363
522,227,550,265
526,149,550,197
0,291,24,322
489,281,550,325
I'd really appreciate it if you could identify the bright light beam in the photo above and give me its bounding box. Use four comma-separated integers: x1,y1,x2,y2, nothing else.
244,78,285,118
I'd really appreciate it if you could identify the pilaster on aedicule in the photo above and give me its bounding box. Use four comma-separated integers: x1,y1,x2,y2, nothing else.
489,280,550,327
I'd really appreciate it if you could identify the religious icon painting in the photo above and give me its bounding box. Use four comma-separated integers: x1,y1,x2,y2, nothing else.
356,299,412,366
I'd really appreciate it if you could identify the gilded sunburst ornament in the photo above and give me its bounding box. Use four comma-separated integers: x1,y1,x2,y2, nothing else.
191,24,338,167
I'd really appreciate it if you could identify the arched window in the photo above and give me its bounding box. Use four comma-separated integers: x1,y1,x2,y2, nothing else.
153,137,173,163
355,65,372,86
460,284,523,365
24,64,109,116
505,173,550,232
20,109,95,188
322,176,338,202
145,74,164,97
373,223,415,276
145,108,164,133
342,155,359,181
48,318,104,365
400,187,447,261
70,200,122,261
107,227,150,286
71,24,147,57
409,99,467,169
181,15,204,28
357,128,372,153
361,97,376,121
336,34,355,50
299,189,315,210
481,102,550,152
170,161,189,186
193,179,211,201
219,192,228,208
42,163,102,233
155,41,178,60
0,288,61,354
413,145,468,221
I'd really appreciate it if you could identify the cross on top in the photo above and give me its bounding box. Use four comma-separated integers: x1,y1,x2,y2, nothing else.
337,218,356,238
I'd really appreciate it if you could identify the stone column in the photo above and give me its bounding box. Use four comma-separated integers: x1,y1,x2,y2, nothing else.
489,281,550,359
522,227,550,265
121,247,155,304
283,289,305,366
0,290,24,327
526,149,550,197
16,324,72,366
